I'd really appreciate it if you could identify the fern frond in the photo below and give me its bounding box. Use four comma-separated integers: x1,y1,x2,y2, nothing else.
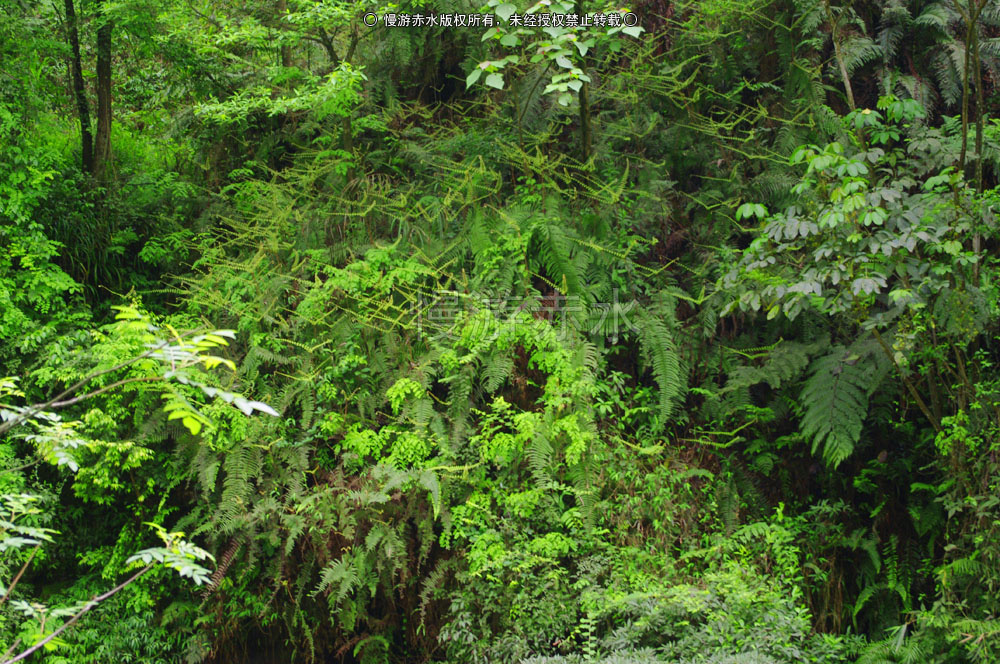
314,554,362,604
527,429,555,485
635,302,685,428
800,339,888,467
723,339,821,393
482,353,515,393
418,557,458,625
913,2,952,31
932,42,964,107
877,5,911,61
531,221,582,296
836,35,883,77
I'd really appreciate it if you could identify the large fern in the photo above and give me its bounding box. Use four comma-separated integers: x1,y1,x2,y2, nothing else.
799,338,889,467
722,338,825,394
634,297,686,428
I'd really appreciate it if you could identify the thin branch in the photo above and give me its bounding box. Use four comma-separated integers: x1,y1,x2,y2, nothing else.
871,327,941,433
1,565,153,664
518,63,552,128
49,376,163,409
0,546,40,610
0,344,164,436
0,459,41,477
315,28,340,66
1,640,20,663
0,327,208,436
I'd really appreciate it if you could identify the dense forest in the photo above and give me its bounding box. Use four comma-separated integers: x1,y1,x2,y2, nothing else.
3,0,1000,661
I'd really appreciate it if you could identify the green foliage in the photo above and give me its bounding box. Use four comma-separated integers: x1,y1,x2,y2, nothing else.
469,0,643,105
0,305,277,661
634,297,685,429
194,63,366,126
0,106,89,368
724,95,990,325
799,339,889,467
8,0,1000,661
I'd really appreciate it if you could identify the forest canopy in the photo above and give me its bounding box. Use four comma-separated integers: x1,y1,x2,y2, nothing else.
2,0,1000,662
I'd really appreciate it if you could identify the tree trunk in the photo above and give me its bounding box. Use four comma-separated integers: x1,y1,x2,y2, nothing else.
973,3,985,195
579,81,592,161
63,0,93,173
824,0,856,112
317,28,339,65
277,0,292,67
93,6,113,179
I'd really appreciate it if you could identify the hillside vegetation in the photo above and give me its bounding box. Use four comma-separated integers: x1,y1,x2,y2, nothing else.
2,0,1000,662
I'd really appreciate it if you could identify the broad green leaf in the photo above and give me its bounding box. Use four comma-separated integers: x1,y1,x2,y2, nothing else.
495,3,516,21
181,416,202,435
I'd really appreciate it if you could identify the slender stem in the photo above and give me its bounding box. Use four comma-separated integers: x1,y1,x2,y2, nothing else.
972,0,986,283
579,80,592,161
316,28,340,65
952,343,974,411
973,17,984,195
0,351,156,435
954,0,972,174
0,640,20,662
517,63,553,128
